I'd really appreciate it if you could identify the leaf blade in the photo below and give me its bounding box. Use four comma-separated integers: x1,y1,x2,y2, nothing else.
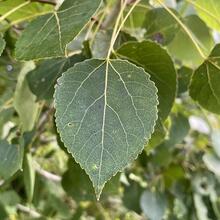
15,0,102,60
189,44,220,114
27,54,85,100
54,59,158,199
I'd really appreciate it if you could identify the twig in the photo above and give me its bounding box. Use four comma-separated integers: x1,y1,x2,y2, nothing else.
16,204,41,218
34,162,61,182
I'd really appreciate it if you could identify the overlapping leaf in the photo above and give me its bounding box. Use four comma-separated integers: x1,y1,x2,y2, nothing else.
55,59,158,199
167,15,214,67
143,8,180,45
117,41,176,120
0,0,53,30
15,0,102,60
193,0,220,32
0,140,23,179
189,44,220,114
27,54,85,100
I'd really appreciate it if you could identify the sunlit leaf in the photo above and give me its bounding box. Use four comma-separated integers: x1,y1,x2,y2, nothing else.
193,0,220,32
15,0,102,60
0,0,53,24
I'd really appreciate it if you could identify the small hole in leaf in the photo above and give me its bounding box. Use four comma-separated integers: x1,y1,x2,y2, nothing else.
67,122,74,127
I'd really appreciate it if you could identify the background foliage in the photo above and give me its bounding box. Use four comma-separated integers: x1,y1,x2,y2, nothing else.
1,0,220,219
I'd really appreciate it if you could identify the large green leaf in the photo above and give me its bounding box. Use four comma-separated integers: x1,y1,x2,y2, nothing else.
167,15,214,68
15,0,102,60
55,59,158,199
193,0,220,32
117,41,176,120
27,54,85,100
189,44,220,114
0,37,5,56
0,140,23,179
14,62,40,131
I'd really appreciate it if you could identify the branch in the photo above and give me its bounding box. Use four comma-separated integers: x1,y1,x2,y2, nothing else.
16,204,41,218
34,162,61,182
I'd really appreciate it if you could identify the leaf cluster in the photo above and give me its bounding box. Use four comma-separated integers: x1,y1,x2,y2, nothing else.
0,0,220,219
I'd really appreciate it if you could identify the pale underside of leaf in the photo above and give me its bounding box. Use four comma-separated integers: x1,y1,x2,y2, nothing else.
54,59,158,199
14,62,40,132
15,0,102,60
